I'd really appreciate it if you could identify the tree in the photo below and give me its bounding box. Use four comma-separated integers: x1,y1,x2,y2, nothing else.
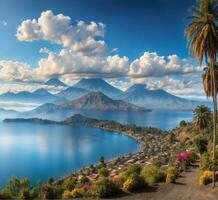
185,0,218,187
193,105,212,130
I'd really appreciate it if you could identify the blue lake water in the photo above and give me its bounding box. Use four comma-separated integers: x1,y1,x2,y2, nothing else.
0,122,139,186
0,109,194,186
55,109,194,131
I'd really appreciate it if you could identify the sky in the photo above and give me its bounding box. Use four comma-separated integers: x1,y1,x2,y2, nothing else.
0,0,207,100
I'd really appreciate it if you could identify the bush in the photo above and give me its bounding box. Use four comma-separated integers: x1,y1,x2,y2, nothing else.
199,171,213,186
0,188,13,199
188,151,199,163
80,176,90,184
92,178,120,198
140,165,166,185
193,137,208,154
62,188,82,199
122,173,145,192
98,167,109,177
180,120,187,127
165,166,179,183
200,153,214,171
127,164,142,174
63,177,76,191
40,184,63,199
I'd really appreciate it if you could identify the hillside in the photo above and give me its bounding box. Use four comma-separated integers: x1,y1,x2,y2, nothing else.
59,91,150,111
56,86,89,100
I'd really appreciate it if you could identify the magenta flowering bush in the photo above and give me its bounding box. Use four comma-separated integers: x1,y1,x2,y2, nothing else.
175,151,190,163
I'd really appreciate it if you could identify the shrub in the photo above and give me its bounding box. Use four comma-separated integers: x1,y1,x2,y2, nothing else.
98,167,109,177
140,165,166,185
80,176,90,184
62,188,82,199
40,184,63,199
180,120,187,127
188,151,199,163
165,166,178,183
199,171,213,186
0,188,13,199
122,173,145,192
200,153,214,171
127,164,142,174
63,177,76,191
92,177,120,198
193,137,208,154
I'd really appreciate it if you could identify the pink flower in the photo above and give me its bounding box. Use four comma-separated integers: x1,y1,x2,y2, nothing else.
180,151,189,161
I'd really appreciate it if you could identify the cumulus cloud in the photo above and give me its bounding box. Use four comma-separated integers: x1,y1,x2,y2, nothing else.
129,52,203,78
16,10,106,55
0,10,205,99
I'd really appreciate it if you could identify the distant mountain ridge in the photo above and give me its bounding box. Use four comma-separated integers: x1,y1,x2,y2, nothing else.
73,78,123,97
0,89,66,104
117,84,209,110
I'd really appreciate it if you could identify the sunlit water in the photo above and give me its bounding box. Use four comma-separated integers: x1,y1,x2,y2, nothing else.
0,122,139,186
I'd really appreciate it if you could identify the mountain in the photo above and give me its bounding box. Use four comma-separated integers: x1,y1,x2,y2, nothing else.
117,84,209,110
23,92,150,120
0,89,66,104
44,78,68,87
73,78,123,97
59,92,150,111
0,108,19,120
56,86,89,100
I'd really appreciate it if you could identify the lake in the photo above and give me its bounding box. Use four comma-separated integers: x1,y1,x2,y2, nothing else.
41,109,193,131
0,122,139,186
0,109,194,186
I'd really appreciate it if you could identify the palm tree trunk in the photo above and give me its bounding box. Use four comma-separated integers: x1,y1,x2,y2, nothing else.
210,61,217,188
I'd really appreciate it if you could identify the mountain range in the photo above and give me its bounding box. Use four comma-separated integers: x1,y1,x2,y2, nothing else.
117,84,208,110
0,78,210,115
0,89,66,104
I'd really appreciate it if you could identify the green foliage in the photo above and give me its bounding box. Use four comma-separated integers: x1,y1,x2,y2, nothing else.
0,177,39,199
41,184,63,199
122,173,145,192
99,156,105,163
127,164,142,175
193,105,212,130
165,166,179,183
180,120,187,127
98,167,109,177
92,178,120,198
0,188,13,199
47,177,54,185
200,153,218,172
80,176,90,184
63,177,76,191
140,165,166,185
193,137,208,154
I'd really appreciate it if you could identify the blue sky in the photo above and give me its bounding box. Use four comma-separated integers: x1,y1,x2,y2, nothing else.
0,0,206,100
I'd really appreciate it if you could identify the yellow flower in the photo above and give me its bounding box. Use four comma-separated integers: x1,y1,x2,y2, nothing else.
199,170,213,186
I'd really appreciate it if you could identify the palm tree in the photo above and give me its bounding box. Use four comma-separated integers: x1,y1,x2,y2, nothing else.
185,0,218,187
194,105,212,130
202,63,218,97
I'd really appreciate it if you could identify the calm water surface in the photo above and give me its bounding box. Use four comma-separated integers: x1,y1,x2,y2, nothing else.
0,109,193,186
0,122,139,186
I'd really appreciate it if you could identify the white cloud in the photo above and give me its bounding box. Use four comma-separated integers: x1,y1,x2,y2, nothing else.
129,52,203,78
0,20,7,27
16,10,106,56
0,60,33,82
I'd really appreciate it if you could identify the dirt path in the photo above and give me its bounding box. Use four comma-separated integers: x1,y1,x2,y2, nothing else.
107,164,218,200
